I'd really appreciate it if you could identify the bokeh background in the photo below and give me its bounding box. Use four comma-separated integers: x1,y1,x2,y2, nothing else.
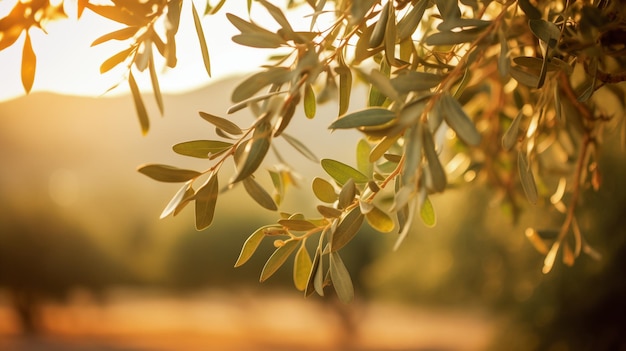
1,73,625,351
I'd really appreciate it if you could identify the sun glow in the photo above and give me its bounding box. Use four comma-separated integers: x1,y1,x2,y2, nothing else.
0,0,303,101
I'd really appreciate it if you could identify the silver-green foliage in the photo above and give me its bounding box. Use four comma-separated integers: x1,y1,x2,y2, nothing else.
6,0,626,301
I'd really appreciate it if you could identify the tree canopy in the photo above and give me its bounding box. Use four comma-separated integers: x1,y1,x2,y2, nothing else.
2,0,626,302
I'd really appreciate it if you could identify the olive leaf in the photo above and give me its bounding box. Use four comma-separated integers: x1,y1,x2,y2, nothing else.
293,241,313,291
260,239,299,282
330,251,354,303
331,207,364,252
194,173,219,230
321,159,370,185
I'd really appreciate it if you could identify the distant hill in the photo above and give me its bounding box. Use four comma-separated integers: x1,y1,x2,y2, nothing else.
0,76,361,239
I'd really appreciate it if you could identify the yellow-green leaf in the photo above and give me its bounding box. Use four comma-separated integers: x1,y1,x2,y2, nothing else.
419,196,436,227
260,239,299,282
277,219,317,231
365,205,395,232
321,159,369,185
293,241,313,291
173,140,233,159
304,83,316,119
232,122,272,183
312,177,337,203
235,225,279,267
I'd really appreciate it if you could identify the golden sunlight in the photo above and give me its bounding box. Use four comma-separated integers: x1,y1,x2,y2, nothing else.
0,0,288,101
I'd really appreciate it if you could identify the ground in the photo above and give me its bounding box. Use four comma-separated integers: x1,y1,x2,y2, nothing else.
0,288,496,351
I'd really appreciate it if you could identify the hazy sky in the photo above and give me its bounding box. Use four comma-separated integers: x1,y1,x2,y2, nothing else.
0,0,317,101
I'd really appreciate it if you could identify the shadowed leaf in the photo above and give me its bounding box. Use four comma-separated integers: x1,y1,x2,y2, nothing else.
331,207,364,252
502,110,523,151
441,93,481,146
199,112,243,135
232,122,272,183
330,251,354,303
518,151,538,204
194,173,219,230
243,177,278,211
138,164,201,182
329,108,396,130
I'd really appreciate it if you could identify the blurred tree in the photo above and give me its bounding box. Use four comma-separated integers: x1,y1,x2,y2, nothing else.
2,0,625,304
0,207,136,334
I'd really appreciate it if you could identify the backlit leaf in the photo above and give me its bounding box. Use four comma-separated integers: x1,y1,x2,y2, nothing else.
100,47,134,74
21,32,36,94
192,2,211,77
312,177,337,203
329,108,396,130
199,111,243,135
160,181,193,219
356,139,373,178
304,83,316,118
85,3,145,26
365,205,395,232
330,251,354,303
173,140,233,159
91,26,138,46
243,177,278,211
441,93,481,146
235,224,279,267
419,196,436,227
128,71,150,135
321,159,370,185
518,151,538,204
194,173,219,230
293,241,313,291
331,207,364,252
260,239,299,282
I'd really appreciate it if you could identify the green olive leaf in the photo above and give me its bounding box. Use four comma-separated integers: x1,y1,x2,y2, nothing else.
260,239,299,282
330,251,354,303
